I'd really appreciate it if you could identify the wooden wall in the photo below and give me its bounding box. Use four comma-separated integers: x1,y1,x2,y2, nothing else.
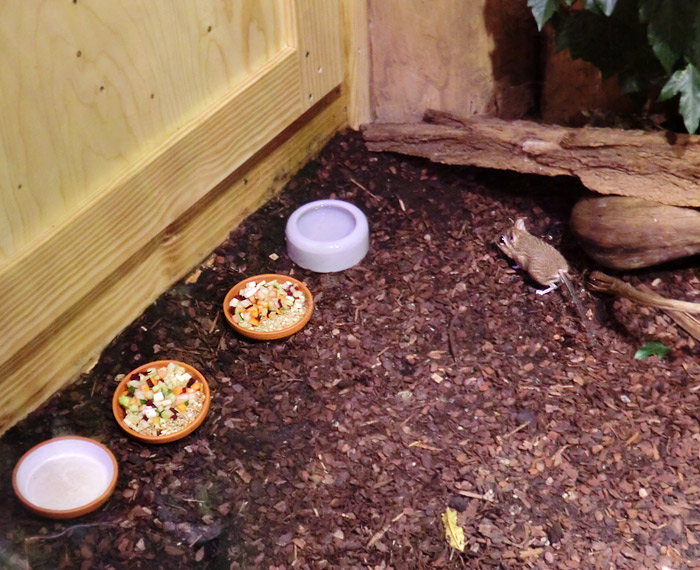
367,0,628,125
540,28,631,125
0,0,353,434
368,0,539,123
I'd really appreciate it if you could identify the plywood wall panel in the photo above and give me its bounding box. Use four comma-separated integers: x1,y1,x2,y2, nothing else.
342,0,371,128
0,1,285,262
1,90,346,432
0,0,346,434
0,49,301,368
294,0,344,109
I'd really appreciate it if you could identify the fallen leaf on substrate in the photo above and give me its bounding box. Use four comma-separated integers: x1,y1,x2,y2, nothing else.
442,507,465,552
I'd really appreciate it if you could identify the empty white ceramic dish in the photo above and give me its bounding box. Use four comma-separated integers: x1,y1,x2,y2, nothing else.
13,436,118,519
285,199,369,272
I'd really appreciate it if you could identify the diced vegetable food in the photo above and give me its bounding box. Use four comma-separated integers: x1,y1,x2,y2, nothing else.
230,279,307,332
118,362,205,437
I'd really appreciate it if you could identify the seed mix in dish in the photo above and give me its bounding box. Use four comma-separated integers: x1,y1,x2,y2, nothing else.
230,278,307,332
117,362,204,437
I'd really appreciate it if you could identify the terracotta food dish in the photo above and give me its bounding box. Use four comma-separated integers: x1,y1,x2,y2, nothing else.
223,274,313,340
112,360,210,443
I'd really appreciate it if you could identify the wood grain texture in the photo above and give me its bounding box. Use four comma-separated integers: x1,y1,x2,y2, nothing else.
0,1,346,433
571,197,700,269
363,112,700,207
0,49,301,366
0,91,347,434
367,0,537,123
341,0,371,128
0,0,285,262
293,0,344,109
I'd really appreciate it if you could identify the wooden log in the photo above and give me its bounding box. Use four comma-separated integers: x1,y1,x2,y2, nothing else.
362,110,700,208
570,196,700,269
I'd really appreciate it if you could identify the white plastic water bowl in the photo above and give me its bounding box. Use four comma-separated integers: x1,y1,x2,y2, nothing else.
12,436,118,518
286,200,369,272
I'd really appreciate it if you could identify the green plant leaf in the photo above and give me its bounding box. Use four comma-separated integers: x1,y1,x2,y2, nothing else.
594,0,618,16
642,0,700,71
647,27,679,73
638,0,660,22
579,0,601,13
554,10,654,79
659,64,700,133
527,0,560,31
536,0,700,133
617,69,651,94
659,68,684,100
634,341,670,360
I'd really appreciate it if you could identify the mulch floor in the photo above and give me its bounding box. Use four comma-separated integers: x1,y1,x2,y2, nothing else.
1,129,700,570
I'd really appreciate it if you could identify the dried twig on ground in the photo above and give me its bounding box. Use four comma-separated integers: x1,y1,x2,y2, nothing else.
637,284,700,341
588,270,700,341
587,271,700,313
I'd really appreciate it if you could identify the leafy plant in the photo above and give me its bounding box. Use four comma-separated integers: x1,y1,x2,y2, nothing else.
634,341,670,360
527,0,700,133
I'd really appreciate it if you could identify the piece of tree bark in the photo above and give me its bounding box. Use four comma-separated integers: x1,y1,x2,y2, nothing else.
362,110,700,207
